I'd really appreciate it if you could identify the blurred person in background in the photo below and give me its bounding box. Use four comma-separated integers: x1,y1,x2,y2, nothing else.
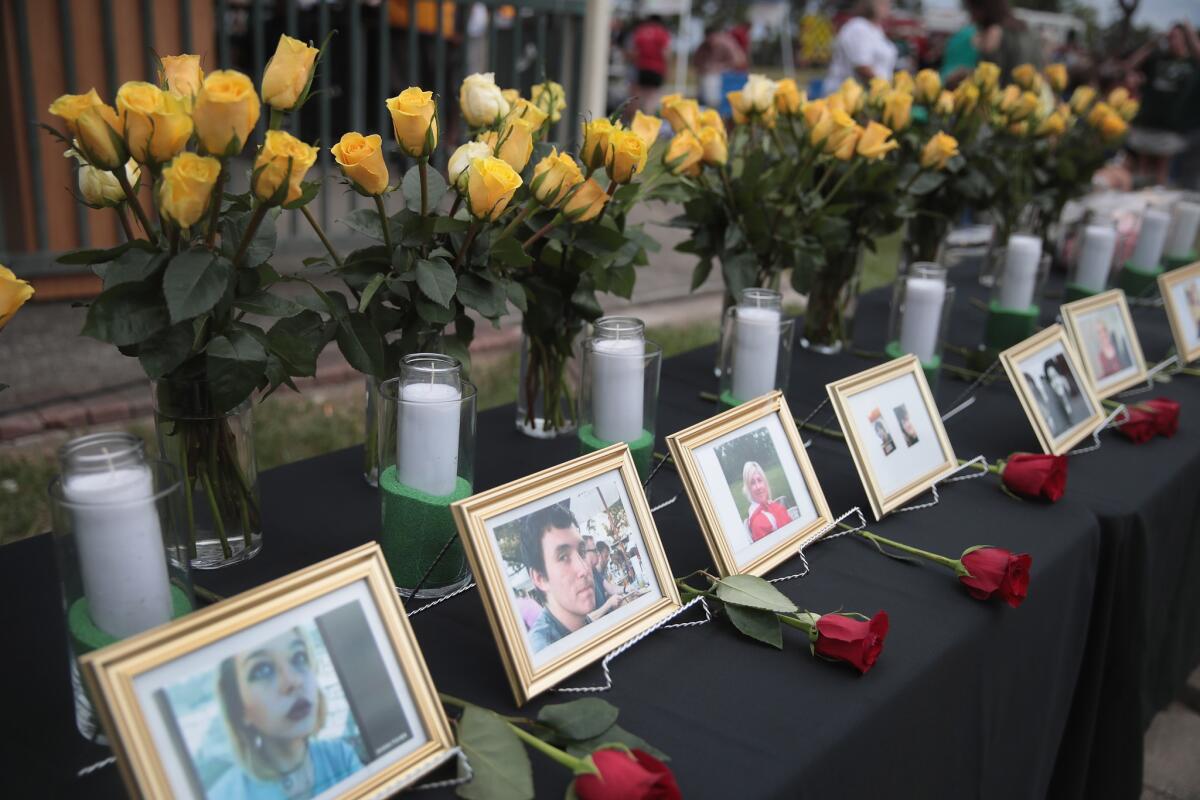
628,14,672,115
826,0,897,88
963,0,1042,77
940,23,978,85
695,24,748,108
1125,22,1200,187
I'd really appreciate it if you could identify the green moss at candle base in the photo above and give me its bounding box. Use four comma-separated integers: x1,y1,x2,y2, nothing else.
68,585,193,655
578,425,655,480
983,301,1039,352
379,466,472,592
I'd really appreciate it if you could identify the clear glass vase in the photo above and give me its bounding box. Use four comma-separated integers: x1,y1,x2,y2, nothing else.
364,376,382,487
800,247,864,355
516,329,582,438
152,379,262,570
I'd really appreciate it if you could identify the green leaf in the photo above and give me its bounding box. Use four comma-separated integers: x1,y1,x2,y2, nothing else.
234,290,307,318
724,604,783,649
220,207,278,268
357,273,387,312
101,248,165,289
457,273,508,318
455,706,534,800
81,282,170,346
340,207,388,241
492,235,533,269
570,286,603,320
713,574,798,613
415,257,457,307
607,263,635,300
335,312,385,377
434,216,472,234
138,323,196,380
57,241,140,265
402,164,448,212
563,724,669,762
266,311,328,377
690,257,713,291
537,699,620,741
205,329,268,413
281,178,321,210
162,248,234,324
504,280,528,313
415,296,456,325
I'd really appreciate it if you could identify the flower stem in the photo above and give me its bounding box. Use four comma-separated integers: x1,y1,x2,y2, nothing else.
820,159,863,207
269,108,284,131
205,164,228,248
438,693,589,773
853,528,961,571
114,168,156,244
300,205,343,267
419,158,430,215
198,465,232,559
373,194,394,254
114,205,135,241
523,214,562,250
454,222,481,269
497,200,537,242
233,202,270,267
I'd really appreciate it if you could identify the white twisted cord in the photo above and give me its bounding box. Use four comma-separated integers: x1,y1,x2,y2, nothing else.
1117,355,1179,398
408,747,473,792
1068,404,1129,456
892,455,989,514
649,495,678,514
553,596,710,695
405,581,477,618
796,396,831,430
768,506,868,583
76,756,116,777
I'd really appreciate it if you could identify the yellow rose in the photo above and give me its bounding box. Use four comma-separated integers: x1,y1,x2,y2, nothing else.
664,131,703,176
1098,111,1127,141
954,81,980,114
825,92,848,115
0,265,34,331
447,141,493,190
160,54,204,98
481,116,535,172
562,177,609,222
974,61,1000,92
920,131,959,169
1070,86,1097,114
508,98,549,132
459,72,510,128
531,80,566,123
1011,91,1040,121
387,87,438,158
808,106,834,146
1117,99,1139,122
774,78,804,114
831,124,862,161
465,155,522,220
67,150,139,207
261,34,319,111
839,77,865,114
934,90,955,116
331,132,389,195
802,98,826,129
1107,87,1130,108
824,110,860,157
193,70,261,155
76,102,126,170
48,89,103,135
117,82,193,165
581,118,617,172
759,104,778,129
699,125,728,166
997,84,1021,114
915,69,941,104
607,129,648,184
1036,111,1067,137
699,108,723,130
1007,120,1029,136
661,93,701,133
1012,63,1039,91
856,121,898,160
158,152,222,228
882,91,913,131
501,88,521,107
253,129,319,205
868,77,891,105
726,90,750,125
892,70,915,95
1045,63,1068,93
530,148,583,207
631,111,663,147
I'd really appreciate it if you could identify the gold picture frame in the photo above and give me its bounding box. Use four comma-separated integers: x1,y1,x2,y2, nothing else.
666,391,832,577
1157,261,1200,365
999,324,1105,456
80,544,457,800
451,444,681,706
1061,289,1148,398
826,354,958,520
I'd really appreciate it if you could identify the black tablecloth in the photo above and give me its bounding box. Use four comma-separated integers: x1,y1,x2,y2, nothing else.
4,272,1199,799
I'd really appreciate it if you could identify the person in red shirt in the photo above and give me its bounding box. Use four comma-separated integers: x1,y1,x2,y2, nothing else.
629,15,672,114
742,461,792,542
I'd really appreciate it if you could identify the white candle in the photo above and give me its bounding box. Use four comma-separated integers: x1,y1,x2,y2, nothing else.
397,382,461,496
732,306,781,401
1075,225,1117,292
898,276,946,363
997,235,1042,310
592,338,645,442
1166,202,1200,258
1130,209,1170,270
63,465,172,639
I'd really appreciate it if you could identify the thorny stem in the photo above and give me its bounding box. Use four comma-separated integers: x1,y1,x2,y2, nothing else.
205,165,228,248
233,202,270,267
373,194,394,253
114,168,156,244
300,205,344,266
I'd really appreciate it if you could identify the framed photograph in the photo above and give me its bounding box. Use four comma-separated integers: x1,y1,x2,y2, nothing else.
80,544,456,800
1061,289,1148,398
999,324,1105,456
451,444,681,706
666,391,832,577
1157,261,1200,365
826,354,958,520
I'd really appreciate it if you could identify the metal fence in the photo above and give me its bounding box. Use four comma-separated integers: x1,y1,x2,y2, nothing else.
1,0,587,276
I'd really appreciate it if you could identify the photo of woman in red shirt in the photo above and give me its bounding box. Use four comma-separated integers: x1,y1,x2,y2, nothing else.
743,461,792,542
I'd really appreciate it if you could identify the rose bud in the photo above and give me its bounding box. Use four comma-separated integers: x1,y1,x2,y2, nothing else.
459,72,510,128
331,132,389,196
464,156,522,221
1001,453,1067,502
1116,406,1158,444
160,53,204,99
253,130,319,205
958,547,1032,607
158,152,222,228
193,70,261,156
387,87,438,159
573,748,681,800
260,34,319,111
1143,397,1180,437
813,611,889,674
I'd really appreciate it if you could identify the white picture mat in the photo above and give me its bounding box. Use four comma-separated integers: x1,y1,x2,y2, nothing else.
133,579,429,800
692,413,819,569
1016,339,1098,444
1168,275,1200,354
845,372,950,500
484,470,663,669
1074,304,1140,393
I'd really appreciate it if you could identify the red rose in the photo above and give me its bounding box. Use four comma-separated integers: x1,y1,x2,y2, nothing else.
573,748,682,800
1117,406,1158,443
813,611,889,674
959,546,1032,607
1001,453,1068,501
1143,397,1180,437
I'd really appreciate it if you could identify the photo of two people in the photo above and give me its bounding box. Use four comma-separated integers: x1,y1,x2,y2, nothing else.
493,477,652,656
868,405,919,457
1021,350,1094,440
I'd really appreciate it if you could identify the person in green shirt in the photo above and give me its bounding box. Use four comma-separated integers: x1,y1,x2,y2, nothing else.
941,24,979,85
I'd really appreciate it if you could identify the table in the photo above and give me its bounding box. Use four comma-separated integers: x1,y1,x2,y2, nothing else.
3,272,1198,799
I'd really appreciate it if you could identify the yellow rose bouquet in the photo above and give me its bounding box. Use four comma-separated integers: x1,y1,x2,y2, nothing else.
43,34,335,567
